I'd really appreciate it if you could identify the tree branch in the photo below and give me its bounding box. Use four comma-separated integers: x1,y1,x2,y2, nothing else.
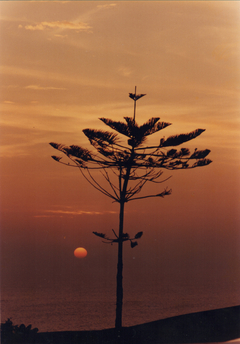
127,188,172,202
100,168,120,200
78,168,119,201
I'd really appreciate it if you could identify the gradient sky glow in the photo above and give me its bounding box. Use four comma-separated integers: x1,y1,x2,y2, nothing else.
1,1,240,327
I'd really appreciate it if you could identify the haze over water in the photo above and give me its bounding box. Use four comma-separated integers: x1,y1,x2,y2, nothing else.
2,274,240,332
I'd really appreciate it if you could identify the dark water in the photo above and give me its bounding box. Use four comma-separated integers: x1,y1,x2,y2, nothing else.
1,277,240,332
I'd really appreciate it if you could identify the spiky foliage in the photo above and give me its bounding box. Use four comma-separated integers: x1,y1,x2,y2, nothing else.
50,115,211,202
100,117,171,147
92,229,143,248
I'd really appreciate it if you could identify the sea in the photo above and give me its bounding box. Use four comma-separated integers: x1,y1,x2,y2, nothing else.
1,277,240,333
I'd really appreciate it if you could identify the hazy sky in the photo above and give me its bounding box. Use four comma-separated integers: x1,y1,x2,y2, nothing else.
1,0,240,316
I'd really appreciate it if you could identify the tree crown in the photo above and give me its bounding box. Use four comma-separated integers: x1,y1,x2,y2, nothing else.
50,91,212,203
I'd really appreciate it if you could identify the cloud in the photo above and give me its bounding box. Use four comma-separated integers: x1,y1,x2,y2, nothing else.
24,20,92,32
1,65,114,90
3,85,19,89
118,66,133,77
97,4,116,9
54,34,68,38
35,209,117,217
25,85,67,90
3,101,14,104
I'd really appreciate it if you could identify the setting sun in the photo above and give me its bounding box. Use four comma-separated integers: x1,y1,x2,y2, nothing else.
74,247,87,258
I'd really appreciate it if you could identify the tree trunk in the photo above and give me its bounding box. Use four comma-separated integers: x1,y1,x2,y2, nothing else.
115,150,133,336
115,200,124,333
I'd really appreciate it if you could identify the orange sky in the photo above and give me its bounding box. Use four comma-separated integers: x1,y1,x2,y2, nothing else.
1,1,240,314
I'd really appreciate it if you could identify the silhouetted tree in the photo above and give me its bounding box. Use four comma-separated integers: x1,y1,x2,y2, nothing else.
50,87,212,336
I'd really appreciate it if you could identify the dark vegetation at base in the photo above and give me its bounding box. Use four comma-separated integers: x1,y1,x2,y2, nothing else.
1,306,240,344
1,318,39,344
